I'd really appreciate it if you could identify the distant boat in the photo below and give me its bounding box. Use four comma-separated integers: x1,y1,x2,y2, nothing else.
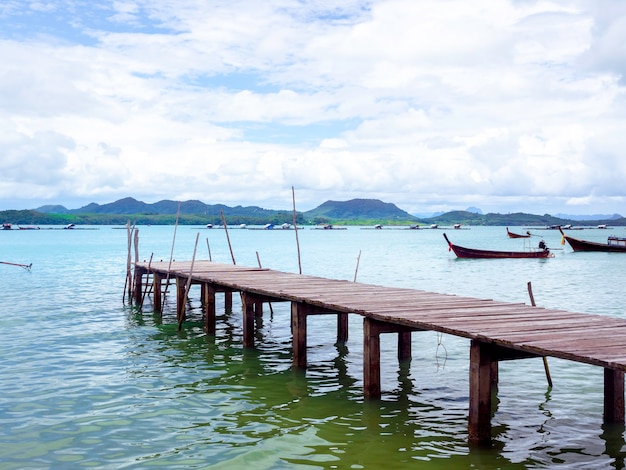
64,223,75,230
374,224,382,229
558,226,626,252
443,233,552,259
597,224,608,229
18,225,40,230
2,223,11,230
430,224,438,229
206,223,213,229
506,227,531,239
453,224,462,229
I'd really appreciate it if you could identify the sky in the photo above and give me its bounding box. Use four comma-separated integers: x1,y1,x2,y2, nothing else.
1,1,625,216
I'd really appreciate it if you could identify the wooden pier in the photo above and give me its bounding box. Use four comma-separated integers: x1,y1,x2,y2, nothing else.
133,260,626,446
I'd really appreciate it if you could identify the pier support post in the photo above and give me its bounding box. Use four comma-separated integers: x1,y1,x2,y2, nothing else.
468,340,495,446
176,277,186,323
604,368,625,423
152,272,162,312
241,293,256,348
398,331,411,361
133,267,144,305
292,302,310,368
337,313,348,343
363,317,382,398
203,283,216,335
224,292,233,312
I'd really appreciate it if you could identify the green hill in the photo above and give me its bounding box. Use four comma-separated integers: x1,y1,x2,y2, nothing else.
303,199,418,224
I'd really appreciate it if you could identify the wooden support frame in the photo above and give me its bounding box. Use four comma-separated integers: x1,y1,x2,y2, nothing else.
363,317,418,399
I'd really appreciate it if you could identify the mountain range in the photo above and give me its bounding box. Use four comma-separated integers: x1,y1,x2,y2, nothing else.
1,197,623,226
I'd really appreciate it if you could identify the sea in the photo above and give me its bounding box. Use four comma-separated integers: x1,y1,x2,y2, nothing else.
1,224,626,469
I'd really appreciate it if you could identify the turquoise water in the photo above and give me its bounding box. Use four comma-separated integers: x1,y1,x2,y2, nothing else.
1,225,626,469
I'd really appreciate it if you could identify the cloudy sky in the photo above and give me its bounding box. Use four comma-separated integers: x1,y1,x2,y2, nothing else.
1,1,625,216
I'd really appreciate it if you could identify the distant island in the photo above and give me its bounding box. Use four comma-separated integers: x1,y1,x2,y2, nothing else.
1,197,625,227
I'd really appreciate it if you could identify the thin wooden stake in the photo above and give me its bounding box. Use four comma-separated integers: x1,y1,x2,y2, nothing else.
528,281,553,388
178,232,200,331
292,186,302,274
162,202,181,311
353,249,362,282
256,251,273,316
206,238,212,262
220,209,236,265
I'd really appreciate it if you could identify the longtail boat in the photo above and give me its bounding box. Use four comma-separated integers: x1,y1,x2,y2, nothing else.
506,227,531,238
443,233,552,259
558,226,626,252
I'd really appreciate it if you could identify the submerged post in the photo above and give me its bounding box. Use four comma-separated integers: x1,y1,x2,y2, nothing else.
604,368,625,423
468,340,495,446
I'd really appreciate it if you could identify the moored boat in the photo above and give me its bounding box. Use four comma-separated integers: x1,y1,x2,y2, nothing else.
443,233,552,259
558,226,626,252
506,227,531,238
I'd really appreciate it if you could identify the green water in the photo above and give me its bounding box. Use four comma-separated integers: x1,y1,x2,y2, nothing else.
1,225,625,468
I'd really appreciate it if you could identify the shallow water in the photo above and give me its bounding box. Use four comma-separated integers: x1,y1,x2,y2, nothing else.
1,224,626,468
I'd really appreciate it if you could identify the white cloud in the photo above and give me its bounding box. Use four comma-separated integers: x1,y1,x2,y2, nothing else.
0,0,625,216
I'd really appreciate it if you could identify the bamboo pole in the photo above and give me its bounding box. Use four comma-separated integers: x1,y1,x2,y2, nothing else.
256,251,273,316
132,227,139,302
220,209,236,265
124,221,135,304
178,232,200,331
292,186,302,274
528,281,553,388
162,202,181,311
353,249,362,282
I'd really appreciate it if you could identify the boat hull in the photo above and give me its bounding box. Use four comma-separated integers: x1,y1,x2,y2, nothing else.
563,235,626,252
506,227,531,238
559,227,626,252
444,233,551,259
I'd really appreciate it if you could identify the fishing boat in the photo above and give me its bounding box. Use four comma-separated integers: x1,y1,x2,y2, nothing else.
2,223,11,230
558,226,626,252
506,227,531,238
443,233,552,259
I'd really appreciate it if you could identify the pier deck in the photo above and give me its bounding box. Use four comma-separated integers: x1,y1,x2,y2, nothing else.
133,260,626,445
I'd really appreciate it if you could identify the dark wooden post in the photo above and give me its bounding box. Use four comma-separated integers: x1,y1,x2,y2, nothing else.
604,368,625,423
255,300,263,317
241,293,255,347
337,313,348,343
176,277,186,323
468,340,494,445
203,283,216,335
363,317,381,399
292,302,309,368
224,291,233,312
153,272,162,312
133,267,144,304
398,331,411,361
